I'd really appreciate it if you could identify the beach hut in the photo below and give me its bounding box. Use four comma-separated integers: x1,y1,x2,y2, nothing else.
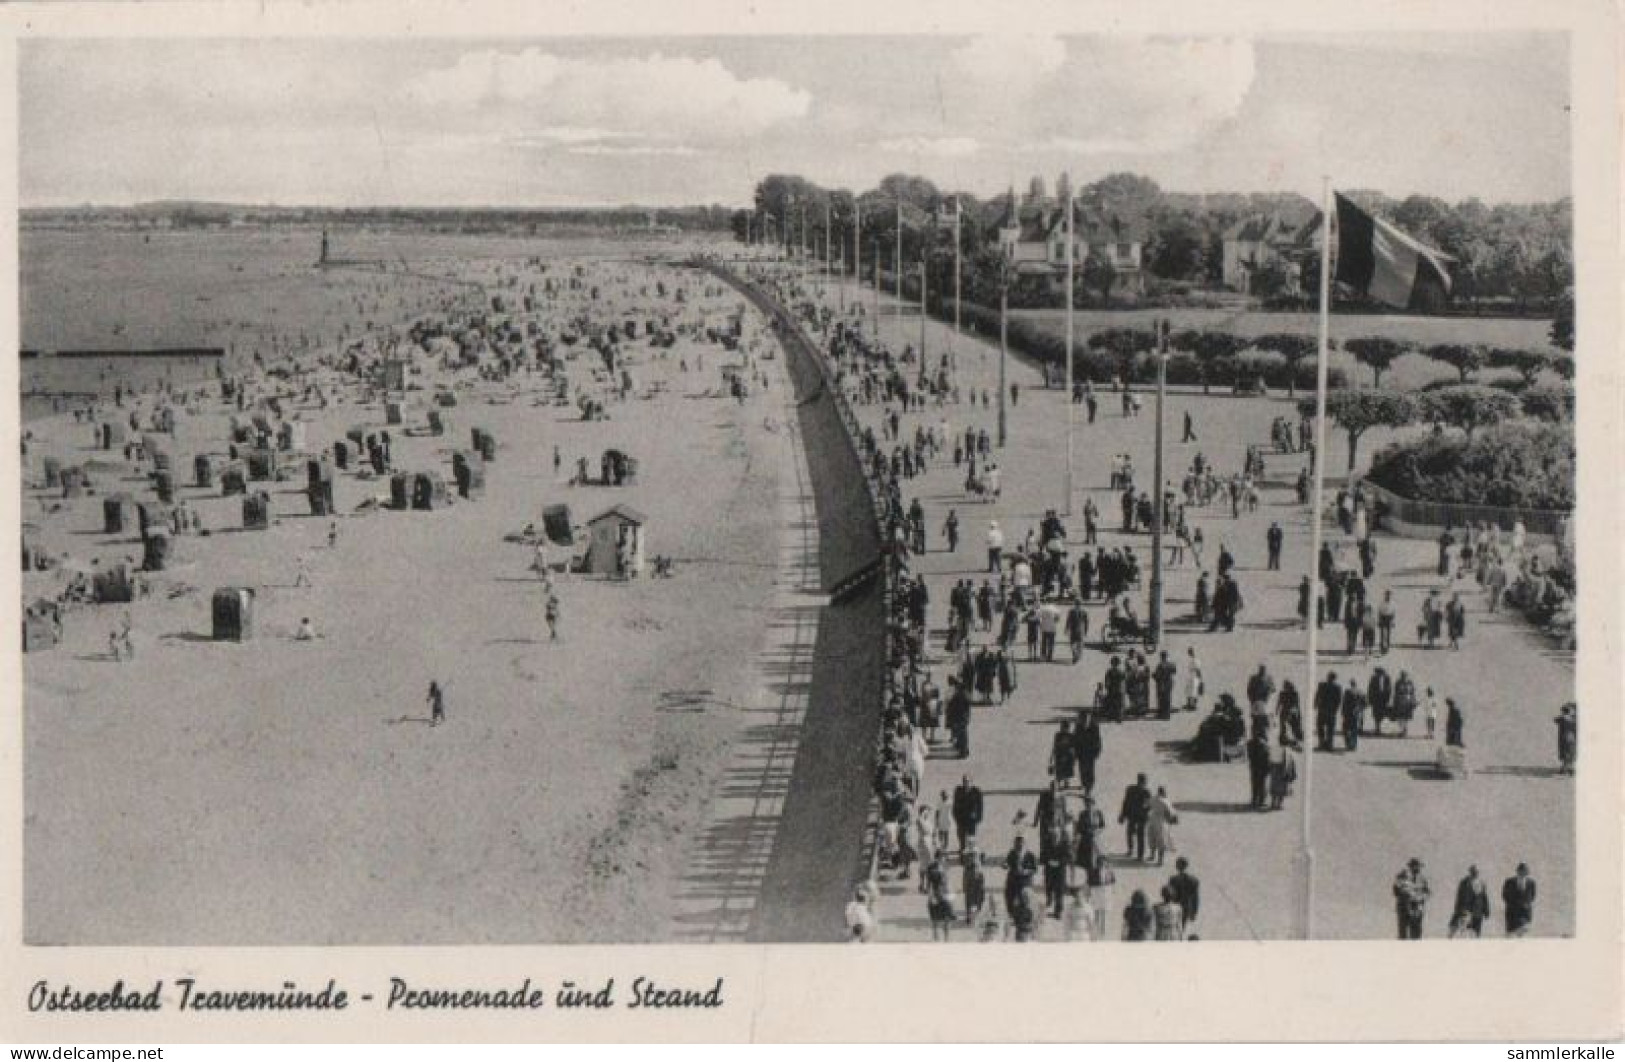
385,401,404,426
306,457,333,491
278,420,308,452
23,610,59,653
307,479,335,516
242,491,271,530
220,462,248,496
472,428,497,463
368,443,388,476
246,448,279,482
42,456,61,489
381,360,406,391
100,421,127,450
584,504,647,576
427,410,447,436
211,587,256,642
103,493,136,534
154,470,175,503
137,500,172,537
141,529,172,572
194,454,215,488
389,472,412,510
411,471,448,511
93,563,135,604
60,466,88,498
601,449,637,486
452,451,485,499
333,440,351,470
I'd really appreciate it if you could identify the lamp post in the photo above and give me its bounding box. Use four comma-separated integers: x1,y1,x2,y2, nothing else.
998,252,1010,448
1149,318,1170,647
1064,189,1076,516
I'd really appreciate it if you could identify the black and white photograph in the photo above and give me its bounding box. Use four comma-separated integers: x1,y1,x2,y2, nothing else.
3,0,1620,1046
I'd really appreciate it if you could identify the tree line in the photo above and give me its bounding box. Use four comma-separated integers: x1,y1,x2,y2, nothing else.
739,171,1573,316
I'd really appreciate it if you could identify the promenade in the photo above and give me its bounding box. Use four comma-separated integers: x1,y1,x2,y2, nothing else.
803,269,1575,941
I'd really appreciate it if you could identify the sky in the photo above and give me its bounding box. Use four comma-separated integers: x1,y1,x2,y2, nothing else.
19,33,1571,209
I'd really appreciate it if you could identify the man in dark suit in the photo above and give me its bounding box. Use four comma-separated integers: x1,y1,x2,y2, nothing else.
1502,863,1538,937
951,774,984,854
1073,712,1103,796
1246,733,1272,810
1119,773,1152,861
1168,857,1201,930
1265,522,1284,570
1340,678,1366,751
1314,671,1342,751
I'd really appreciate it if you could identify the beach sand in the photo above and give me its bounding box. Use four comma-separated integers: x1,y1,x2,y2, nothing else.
23,251,803,944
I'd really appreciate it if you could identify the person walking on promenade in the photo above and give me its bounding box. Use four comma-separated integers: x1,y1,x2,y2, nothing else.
1446,592,1467,649
1394,858,1431,939
1122,889,1154,941
1246,732,1271,810
1445,698,1466,748
545,590,561,640
1066,595,1089,662
924,850,956,941
943,509,960,553
1050,721,1077,789
1556,704,1577,774
1153,885,1185,941
1168,857,1201,932
1315,670,1342,752
1266,521,1283,570
946,678,972,759
1268,744,1298,810
1075,711,1103,796
951,773,983,851
1183,646,1204,712
1341,676,1366,752
1182,410,1197,443
986,520,1004,573
1377,590,1397,653
1119,773,1151,861
1502,863,1538,937
1146,786,1178,866
1153,650,1177,719
1449,864,1491,938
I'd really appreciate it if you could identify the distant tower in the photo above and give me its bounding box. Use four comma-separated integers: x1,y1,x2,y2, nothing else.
317,229,330,267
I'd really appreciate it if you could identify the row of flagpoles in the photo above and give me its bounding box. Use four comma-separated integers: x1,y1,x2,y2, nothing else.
752,176,1460,940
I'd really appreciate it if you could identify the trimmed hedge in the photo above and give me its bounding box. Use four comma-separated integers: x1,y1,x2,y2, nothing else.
938,302,1347,391
1365,421,1575,510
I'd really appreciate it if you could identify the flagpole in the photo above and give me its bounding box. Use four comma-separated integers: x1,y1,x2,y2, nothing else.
895,200,904,342
1297,175,1334,942
919,239,928,383
1065,189,1076,517
953,197,962,372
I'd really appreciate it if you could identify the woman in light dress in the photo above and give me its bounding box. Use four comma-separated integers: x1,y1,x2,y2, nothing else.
1146,786,1178,866
1183,646,1204,711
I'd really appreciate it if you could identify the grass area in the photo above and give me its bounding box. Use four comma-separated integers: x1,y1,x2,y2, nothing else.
1011,306,1560,392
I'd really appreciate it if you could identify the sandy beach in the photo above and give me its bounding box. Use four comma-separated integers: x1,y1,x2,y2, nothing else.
23,241,823,944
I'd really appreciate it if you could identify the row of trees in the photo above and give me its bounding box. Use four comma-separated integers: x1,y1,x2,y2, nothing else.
1299,380,1574,474
739,172,1574,315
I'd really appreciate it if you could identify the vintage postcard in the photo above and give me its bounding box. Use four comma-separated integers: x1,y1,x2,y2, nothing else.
0,0,1619,1044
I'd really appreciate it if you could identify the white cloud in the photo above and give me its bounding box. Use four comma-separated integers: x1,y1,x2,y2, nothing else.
875,135,980,158
404,48,811,142
951,36,1067,100
936,35,1256,154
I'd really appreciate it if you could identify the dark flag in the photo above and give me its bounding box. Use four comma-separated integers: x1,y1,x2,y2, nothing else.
1334,193,1453,310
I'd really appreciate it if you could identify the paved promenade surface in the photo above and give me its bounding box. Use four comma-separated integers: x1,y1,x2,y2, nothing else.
809,272,1574,941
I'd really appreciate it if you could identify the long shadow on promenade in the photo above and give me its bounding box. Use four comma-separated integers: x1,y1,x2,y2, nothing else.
706,263,885,943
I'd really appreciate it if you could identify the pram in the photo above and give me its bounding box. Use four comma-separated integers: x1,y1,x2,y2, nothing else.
1103,612,1154,649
